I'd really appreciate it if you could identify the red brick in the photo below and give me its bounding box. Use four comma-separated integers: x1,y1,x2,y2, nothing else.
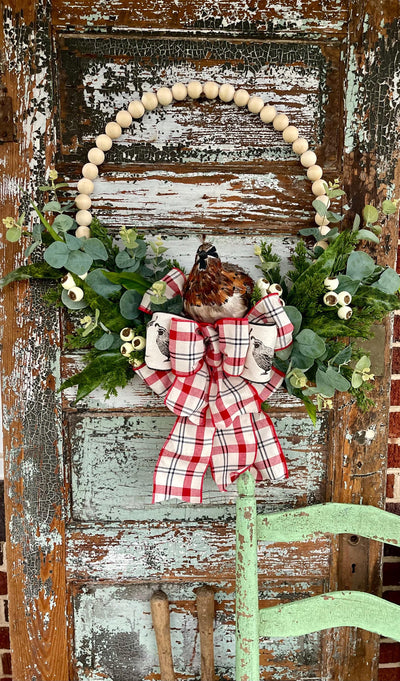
383,561,400,586
394,315,400,343
378,667,400,681
380,642,400,664
388,443,400,468
390,413,400,438
1,652,11,675
385,542,400,558
392,381,400,406
0,628,10,650
393,348,400,375
383,590,400,606
0,574,7,597
387,474,396,498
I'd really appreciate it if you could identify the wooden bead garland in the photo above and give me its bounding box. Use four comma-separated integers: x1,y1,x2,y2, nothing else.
75,81,330,239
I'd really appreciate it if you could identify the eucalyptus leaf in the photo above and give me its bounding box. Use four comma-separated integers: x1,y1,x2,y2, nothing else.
382,200,398,216
325,210,344,224
94,332,116,350
299,227,322,240
44,241,69,269
362,204,379,224
351,373,363,388
24,242,41,257
275,345,293,361
371,267,400,294
290,344,315,370
356,229,380,244
61,288,87,310
65,250,93,276
325,367,351,392
312,199,328,217
336,275,361,296
6,227,22,242
32,223,43,242
352,214,361,231
346,251,376,280
284,306,303,336
43,201,61,212
119,289,142,320
315,368,336,398
103,270,152,294
53,213,75,232
86,269,122,298
295,329,326,358
65,232,83,251
329,345,352,366
82,238,108,261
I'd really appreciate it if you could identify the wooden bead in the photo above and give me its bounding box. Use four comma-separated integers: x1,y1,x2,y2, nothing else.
128,100,145,118
95,134,112,152
75,225,91,239
105,121,122,139
82,163,99,180
247,96,264,114
157,87,173,106
315,213,330,226
319,225,331,235
75,193,92,210
219,83,235,102
76,209,92,226
77,178,94,195
307,164,323,181
292,137,309,155
171,82,187,100
273,113,289,131
259,104,276,123
316,194,330,207
116,110,133,128
141,92,158,111
233,89,250,107
282,125,299,143
203,81,219,99
187,81,203,98
312,179,327,196
87,147,105,165
300,150,317,168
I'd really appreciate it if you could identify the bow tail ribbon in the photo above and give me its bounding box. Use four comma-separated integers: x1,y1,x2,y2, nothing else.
153,411,288,503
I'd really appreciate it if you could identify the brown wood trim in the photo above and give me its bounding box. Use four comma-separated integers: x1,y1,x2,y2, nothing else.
0,2,69,679
326,2,400,679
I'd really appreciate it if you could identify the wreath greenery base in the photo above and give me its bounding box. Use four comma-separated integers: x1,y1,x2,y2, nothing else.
1,174,399,424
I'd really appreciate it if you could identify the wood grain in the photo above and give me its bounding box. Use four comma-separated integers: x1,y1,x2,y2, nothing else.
150,590,175,681
195,586,215,681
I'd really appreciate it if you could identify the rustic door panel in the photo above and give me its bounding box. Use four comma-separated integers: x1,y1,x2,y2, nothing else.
2,1,399,680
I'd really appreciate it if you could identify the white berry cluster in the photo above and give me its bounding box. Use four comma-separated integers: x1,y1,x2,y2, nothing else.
120,327,146,366
61,272,87,301
323,277,352,319
74,82,327,240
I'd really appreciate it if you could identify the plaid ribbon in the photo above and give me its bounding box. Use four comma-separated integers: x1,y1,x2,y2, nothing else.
135,269,294,503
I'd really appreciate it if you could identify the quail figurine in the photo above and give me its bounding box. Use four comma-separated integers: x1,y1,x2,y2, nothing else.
183,241,254,324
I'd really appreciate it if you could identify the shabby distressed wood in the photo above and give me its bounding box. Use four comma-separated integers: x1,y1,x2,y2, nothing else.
71,580,323,681
0,2,69,680
51,0,349,37
257,502,400,545
65,410,329,521
260,591,400,640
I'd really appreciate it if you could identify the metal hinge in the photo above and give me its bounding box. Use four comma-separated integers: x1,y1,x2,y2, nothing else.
0,87,15,142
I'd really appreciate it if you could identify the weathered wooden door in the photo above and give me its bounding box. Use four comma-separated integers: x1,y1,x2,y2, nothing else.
1,2,399,679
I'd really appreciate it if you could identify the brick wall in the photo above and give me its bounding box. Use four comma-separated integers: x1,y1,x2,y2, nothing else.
379,309,400,681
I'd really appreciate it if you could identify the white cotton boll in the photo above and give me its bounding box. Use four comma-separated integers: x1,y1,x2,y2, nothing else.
128,100,145,118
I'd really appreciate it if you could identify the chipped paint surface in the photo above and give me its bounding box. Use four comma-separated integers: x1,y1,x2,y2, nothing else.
72,582,321,681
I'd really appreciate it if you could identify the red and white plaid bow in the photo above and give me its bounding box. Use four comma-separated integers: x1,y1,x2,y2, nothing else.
135,268,294,503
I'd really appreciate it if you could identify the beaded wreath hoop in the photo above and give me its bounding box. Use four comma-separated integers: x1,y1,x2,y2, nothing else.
73,80,331,238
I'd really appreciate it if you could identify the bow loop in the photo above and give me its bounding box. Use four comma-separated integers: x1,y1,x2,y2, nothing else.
170,317,205,376
216,318,249,376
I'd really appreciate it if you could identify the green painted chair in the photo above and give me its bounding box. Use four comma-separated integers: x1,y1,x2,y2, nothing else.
235,471,400,680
